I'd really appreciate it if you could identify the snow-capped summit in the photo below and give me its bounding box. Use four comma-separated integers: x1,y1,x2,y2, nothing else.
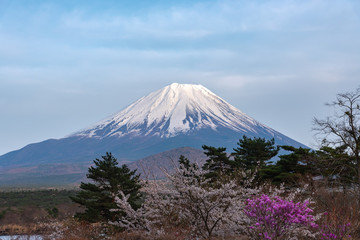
74,83,276,139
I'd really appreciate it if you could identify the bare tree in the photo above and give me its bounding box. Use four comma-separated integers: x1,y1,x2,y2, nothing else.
313,87,360,185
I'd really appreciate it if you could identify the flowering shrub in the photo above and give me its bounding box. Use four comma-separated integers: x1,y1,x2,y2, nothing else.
244,194,318,239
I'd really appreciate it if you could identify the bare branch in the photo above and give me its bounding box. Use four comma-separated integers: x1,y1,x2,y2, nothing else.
313,86,360,184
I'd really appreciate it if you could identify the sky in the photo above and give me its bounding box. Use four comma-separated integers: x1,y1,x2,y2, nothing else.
1,0,360,155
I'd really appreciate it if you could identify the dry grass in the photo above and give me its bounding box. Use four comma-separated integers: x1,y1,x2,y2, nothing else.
2,182,360,239
35,218,249,240
111,229,248,240
312,183,360,239
0,223,45,235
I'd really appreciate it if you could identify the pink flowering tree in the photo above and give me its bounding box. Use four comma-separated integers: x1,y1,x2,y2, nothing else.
109,161,324,239
110,162,260,239
244,194,319,239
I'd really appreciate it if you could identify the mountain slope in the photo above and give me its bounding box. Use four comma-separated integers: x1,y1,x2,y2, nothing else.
0,83,306,186
128,146,207,180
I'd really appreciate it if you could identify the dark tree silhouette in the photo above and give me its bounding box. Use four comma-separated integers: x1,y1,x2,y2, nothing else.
232,136,280,170
70,152,141,223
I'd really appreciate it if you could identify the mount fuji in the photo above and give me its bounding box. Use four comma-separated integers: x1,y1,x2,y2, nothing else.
75,83,279,139
0,83,306,186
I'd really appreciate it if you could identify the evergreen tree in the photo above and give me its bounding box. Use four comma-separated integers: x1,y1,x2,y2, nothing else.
202,145,232,181
315,146,356,186
260,145,356,186
70,152,141,223
260,146,313,184
179,155,194,170
178,155,198,177
232,136,280,170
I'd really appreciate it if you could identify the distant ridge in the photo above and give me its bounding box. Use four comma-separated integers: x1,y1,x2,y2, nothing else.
128,147,207,179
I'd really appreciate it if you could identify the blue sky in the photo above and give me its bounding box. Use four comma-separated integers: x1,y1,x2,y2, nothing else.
1,0,360,155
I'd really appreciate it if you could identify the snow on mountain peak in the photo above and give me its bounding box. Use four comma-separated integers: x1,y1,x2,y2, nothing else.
74,83,275,138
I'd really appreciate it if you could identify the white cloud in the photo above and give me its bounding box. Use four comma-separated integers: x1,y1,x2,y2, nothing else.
1,0,360,154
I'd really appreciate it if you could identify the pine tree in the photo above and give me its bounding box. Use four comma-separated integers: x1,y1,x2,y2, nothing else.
70,152,141,223
202,145,232,181
178,155,198,177
178,155,192,170
232,136,279,170
260,146,313,184
315,146,356,186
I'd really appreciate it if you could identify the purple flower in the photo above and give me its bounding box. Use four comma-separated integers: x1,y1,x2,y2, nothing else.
245,194,317,239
